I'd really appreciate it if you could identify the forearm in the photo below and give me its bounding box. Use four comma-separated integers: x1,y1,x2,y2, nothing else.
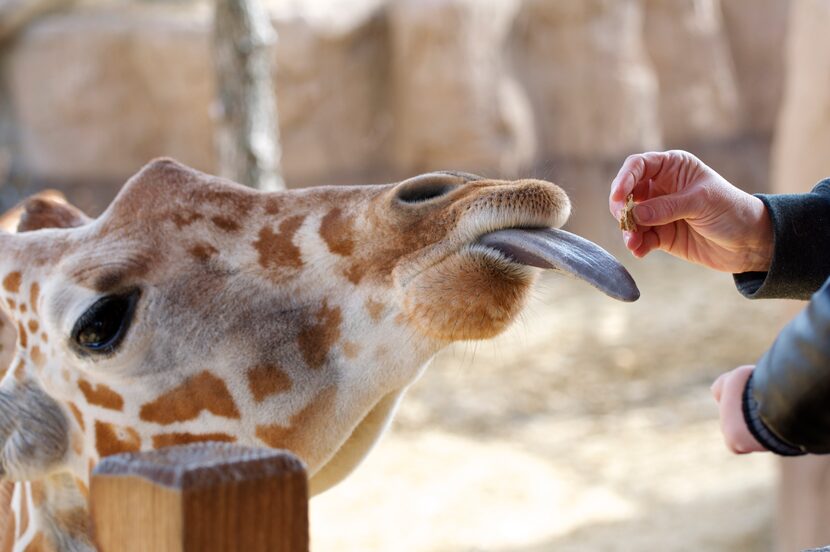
742,277,830,454
734,179,830,299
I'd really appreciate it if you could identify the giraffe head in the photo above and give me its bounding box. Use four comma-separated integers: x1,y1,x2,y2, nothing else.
0,159,637,549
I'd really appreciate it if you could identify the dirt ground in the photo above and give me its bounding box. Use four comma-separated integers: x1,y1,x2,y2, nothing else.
310,252,794,552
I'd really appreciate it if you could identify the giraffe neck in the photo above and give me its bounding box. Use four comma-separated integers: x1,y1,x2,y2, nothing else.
3,475,93,552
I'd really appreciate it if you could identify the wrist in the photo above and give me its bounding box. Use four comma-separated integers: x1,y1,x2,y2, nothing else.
742,374,805,456
743,196,773,272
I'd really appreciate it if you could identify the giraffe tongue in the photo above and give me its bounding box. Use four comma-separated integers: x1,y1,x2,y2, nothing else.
477,228,640,302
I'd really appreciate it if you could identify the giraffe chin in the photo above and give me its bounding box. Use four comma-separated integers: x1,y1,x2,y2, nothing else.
401,245,537,341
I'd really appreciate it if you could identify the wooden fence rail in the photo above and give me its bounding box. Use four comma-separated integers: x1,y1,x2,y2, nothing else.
90,443,309,552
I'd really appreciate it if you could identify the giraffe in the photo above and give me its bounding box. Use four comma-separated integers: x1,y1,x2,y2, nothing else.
0,158,638,551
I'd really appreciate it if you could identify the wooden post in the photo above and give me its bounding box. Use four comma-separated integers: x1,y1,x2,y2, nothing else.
90,443,308,552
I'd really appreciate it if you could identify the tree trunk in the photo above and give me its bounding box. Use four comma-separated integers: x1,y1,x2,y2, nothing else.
213,0,284,191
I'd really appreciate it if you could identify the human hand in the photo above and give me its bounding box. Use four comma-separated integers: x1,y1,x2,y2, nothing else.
609,150,773,273
710,365,766,454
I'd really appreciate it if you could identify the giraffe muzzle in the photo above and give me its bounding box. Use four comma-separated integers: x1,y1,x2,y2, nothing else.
476,228,640,302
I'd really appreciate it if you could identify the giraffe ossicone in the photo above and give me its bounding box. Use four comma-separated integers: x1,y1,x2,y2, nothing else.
0,159,638,551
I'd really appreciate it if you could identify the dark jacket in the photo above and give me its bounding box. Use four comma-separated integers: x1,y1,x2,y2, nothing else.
733,179,830,455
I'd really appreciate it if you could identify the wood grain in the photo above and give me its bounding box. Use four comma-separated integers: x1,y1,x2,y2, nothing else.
90,443,308,552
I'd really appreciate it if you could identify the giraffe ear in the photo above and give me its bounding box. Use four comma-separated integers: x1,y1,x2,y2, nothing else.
1,190,91,233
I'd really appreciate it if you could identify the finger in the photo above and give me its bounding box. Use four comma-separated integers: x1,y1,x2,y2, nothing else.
718,366,761,454
633,191,700,227
623,230,643,252
631,229,660,258
710,373,726,401
610,151,676,203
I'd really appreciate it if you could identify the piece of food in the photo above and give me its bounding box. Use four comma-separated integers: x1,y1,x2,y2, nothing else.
619,193,637,232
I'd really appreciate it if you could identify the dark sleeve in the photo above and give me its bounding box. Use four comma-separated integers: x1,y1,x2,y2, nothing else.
741,277,830,454
733,179,830,300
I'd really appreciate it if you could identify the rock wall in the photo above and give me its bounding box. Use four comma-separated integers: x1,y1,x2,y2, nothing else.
389,0,534,176
772,0,830,194
644,0,740,145
8,6,216,183
0,0,794,228
513,0,661,161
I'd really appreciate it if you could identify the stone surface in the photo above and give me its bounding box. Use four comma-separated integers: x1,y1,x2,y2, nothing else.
643,0,741,145
273,2,391,185
388,0,534,177
721,0,790,136
8,5,217,186
771,0,830,194
6,1,391,197
0,0,75,42
513,0,662,161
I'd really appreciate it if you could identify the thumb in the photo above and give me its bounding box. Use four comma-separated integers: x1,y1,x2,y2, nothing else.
633,193,699,226
710,373,726,402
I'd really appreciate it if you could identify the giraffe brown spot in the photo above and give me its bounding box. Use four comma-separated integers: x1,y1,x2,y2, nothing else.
264,196,282,215
344,264,365,284
171,211,203,229
2,272,20,294
342,341,360,359
189,242,219,263
211,215,241,232
364,299,385,322
139,371,240,425
255,387,337,455
40,333,48,343
18,484,28,538
95,421,141,457
22,531,45,552
74,478,89,500
67,402,85,431
27,320,38,334
151,432,236,448
196,187,256,216
17,322,26,349
29,482,44,507
247,364,292,403
29,283,39,316
13,360,25,381
78,379,124,411
71,433,83,455
253,215,305,271
30,347,43,368
6,299,15,311
320,208,355,256
0,482,14,552
298,302,342,370
19,304,26,314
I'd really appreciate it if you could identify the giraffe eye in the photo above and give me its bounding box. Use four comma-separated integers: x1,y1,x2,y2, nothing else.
71,289,140,355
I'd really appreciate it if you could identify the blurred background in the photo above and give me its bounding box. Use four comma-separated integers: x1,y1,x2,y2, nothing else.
2,0,830,550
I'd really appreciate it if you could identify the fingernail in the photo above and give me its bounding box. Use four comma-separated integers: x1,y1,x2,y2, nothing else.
633,204,653,223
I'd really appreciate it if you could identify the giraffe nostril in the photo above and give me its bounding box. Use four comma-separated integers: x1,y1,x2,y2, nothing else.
395,182,456,204
394,174,461,205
